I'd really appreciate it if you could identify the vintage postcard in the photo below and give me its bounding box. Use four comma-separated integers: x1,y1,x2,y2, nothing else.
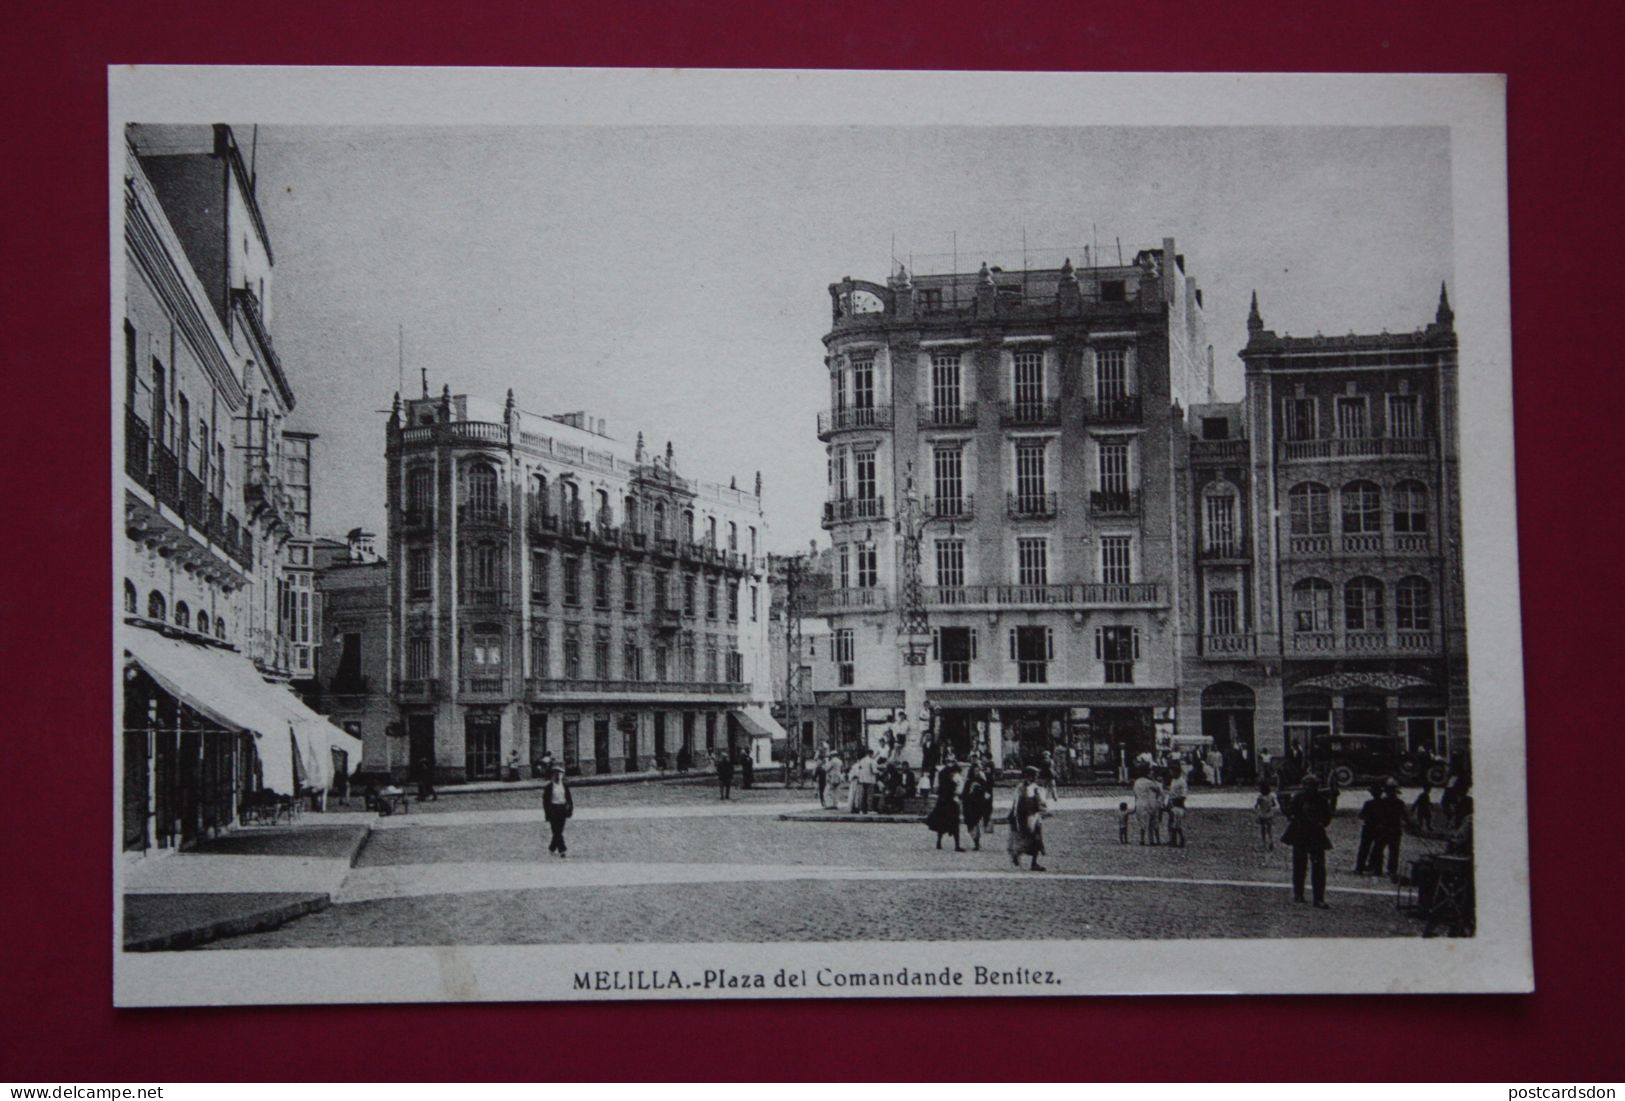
111,67,1526,1004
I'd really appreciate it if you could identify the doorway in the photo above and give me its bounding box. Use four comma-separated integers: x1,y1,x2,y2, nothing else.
408,713,436,783
463,711,501,781
593,715,612,773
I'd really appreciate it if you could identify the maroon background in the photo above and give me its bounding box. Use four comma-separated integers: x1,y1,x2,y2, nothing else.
3,0,1623,1082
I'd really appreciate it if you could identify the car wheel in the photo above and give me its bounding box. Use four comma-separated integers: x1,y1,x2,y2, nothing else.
1426,764,1448,786
1331,765,1355,789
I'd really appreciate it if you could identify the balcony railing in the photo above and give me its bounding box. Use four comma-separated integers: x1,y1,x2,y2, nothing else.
1288,628,1440,655
1081,393,1143,424
1393,532,1432,553
924,494,973,520
457,501,510,528
461,588,510,609
817,405,893,439
817,587,890,613
1000,399,1061,427
527,677,750,697
1198,541,1248,561
1279,436,1436,462
1089,490,1139,517
526,504,559,537
183,472,207,526
922,582,1164,608
1190,438,1249,464
1007,491,1057,519
206,494,223,540
1342,533,1383,553
1204,633,1256,656
652,607,683,631
823,496,887,525
460,674,508,696
397,678,439,700
124,409,150,484
1287,535,1332,556
918,403,978,429
1286,532,1438,557
151,443,181,511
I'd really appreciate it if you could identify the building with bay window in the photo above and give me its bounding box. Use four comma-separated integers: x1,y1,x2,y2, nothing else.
811,240,1214,773
385,391,777,783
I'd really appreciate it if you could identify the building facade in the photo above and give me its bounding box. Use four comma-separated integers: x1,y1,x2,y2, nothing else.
305,532,393,780
121,124,344,853
1177,288,1469,778
385,391,777,783
811,241,1213,773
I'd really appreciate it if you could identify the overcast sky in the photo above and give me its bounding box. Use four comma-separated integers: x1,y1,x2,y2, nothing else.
253,124,1452,553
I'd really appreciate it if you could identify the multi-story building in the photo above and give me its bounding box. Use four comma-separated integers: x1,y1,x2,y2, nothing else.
120,124,355,853
765,547,834,758
811,240,1213,773
384,390,778,783
1177,288,1468,774
306,531,393,779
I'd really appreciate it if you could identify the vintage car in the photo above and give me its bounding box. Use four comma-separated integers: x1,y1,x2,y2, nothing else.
1309,733,1412,788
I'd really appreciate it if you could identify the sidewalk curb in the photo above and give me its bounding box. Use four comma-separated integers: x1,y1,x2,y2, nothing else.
124,894,332,952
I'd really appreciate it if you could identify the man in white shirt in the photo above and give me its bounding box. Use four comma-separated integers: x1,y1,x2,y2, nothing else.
853,749,877,814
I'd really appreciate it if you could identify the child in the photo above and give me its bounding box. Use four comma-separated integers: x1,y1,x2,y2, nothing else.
1117,801,1131,844
1254,782,1277,850
1167,794,1187,848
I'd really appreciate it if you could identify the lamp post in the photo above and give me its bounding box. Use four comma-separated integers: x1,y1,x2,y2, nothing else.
894,462,956,760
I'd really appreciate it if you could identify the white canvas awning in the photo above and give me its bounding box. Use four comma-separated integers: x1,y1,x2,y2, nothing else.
731,704,787,741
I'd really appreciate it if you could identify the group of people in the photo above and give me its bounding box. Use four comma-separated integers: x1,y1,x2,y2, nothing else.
811,748,923,813
926,760,1050,870
712,750,755,799
1121,765,1192,847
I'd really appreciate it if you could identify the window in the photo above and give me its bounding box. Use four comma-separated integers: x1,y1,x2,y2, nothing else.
1344,577,1385,631
147,591,166,620
1095,625,1138,684
654,643,670,680
1204,491,1238,553
215,615,226,638
124,320,139,409
1393,481,1429,533
680,633,697,681
177,393,190,470
1201,416,1230,441
150,359,167,447
623,567,638,612
727,651,744,683
653,570,670,611
1209,589,1240,636
473,543,502,589
854,451,876,501
1284,397,1317,441
935,626,977,683
1098,440,1130,494
1335,396,1368,439
1396,576,1433,631
932,446,964,513
855,544,878,588
1099,279,1126,303
624,633,642,680
587,560,608,610
749,527,758,557
1095,348,1128,401
174,601,190,630
653,501,668,539
683,573,696,617
530,550,548,602
705,577,719,619
563,625,581,678
931,353,962,414
705,639,719,682
407,635,431,678
563,557,581,606
594,628,611,679
682,509,695,543
1014,441,1047,505
834,628,855,685
467,463,499,518
834,450,849,500
1288,483,1331,535
1010,625,1053,684
728,584,739,622
851,356,876,416
706,516,717,547
1013,349,1044,409
1292,578,1333,632
530,625,549,677
837,544,850,590
1342,481,1382,535
1100,535,1132,585
1016,538,1048,587
935,539,965,591
727,522,738,551
123,579,137,614
471,634,503,667
918,287,943,311
750,585,759,621
624,495,639,533
1388,394,1421,438
595,489,611,529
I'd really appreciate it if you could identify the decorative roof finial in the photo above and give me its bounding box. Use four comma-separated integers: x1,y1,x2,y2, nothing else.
978,261,993,286
755,470,763,498
1060,256,1076,282
1247,290,1264,334
896,263,911,287
665,440,674,469
1436,281,1454,327
390,391,401,421
504,388,515,418
635,431,645,463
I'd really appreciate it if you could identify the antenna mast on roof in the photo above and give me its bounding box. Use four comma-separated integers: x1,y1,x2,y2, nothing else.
1116,237,1123,266
397,325,404,399
1092,224,1098,272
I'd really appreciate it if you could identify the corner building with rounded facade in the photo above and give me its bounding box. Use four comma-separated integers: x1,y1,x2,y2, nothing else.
386,390,774,783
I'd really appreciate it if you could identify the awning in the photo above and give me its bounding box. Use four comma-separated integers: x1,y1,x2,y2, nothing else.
813,690,907,709
123,625,362,795
731,704,787,741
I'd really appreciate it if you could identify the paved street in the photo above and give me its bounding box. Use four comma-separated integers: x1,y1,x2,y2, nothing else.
208,781,1440,948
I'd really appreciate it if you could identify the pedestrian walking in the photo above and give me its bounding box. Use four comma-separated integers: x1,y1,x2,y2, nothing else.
926,764,965,851
814,752,829,806
1117,801,1131,844
962,763,993,850
1354,784,1384,873
716,752,734,800
1040,751,1059,803
853,749,877,814
1006,766,1049,871
1282,775,1335,908
1412,780,1434,831
1366,778,1409,881
740,751,754,790
1254,782,1278,851
416,757,438,802
1207,746,1225,787
1166,768,1189,848
542,765,573,858
1132,769,1163,845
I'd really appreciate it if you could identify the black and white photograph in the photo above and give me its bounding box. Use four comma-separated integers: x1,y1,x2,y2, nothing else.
111,67,1525,1005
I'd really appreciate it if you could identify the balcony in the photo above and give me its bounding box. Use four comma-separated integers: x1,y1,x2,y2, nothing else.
1081,393,1143,425
817,405,893,439
183,472,207,528
918,403,978,429
124,408,150,484
527,677,750,698
1089,490,1139,518
206,494,223,541
526,505,560,538
1190,438,1249,464
460,674,508,696
397,678,439,701
1278,436,1436,462
652,606,684,633
1392,532,1432,553
1198,541,1249,562
402,506,433,532
244,462,297,537
924,494,974,521
1285,532,1438,558
620,527,648,552
921,582,1164,609
1341,532,1383,553
652,536,679,559
816,587,890,614
151,443,181,512
461,588,511,610
457,501,510,529
1287,628,1440,656
822,496,887,526
396,420,510,449
1203,633,1256,657
1007,491,1057,520
1000,399,1060,427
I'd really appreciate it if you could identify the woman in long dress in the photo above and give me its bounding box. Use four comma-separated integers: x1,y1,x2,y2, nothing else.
1007,765,1048,871
925,765,964,850
961,764,992,850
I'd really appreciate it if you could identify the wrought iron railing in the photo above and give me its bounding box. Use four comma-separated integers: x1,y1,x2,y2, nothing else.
1007,491,1057,519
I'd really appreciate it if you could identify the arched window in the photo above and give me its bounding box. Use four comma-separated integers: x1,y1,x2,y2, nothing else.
147,591,166,621
1394,480,1429,533
123,579,137,614
530,473,549,517
174,601,190,630
561,480,580,522
595,489,611,528
467,463,499,519
706,516,717,547
1291,578,1332,633
653,500,667,538
1396,576,1433,630
407,466,433,513
682,509,696,543
1341,481,1382,534
625,495,640,533
472,543,503,590
727,521,738,551
1288,483,1330,535
216,615,227,638
1344,576,1385,631
1202,483,1240,552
